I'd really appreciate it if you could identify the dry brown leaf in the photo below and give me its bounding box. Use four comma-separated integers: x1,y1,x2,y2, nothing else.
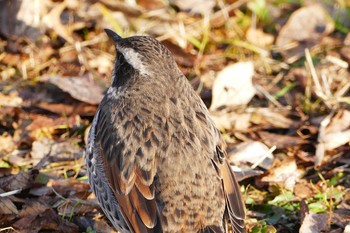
228,141,274,170
14,204,79,233
210,62,255,110
0,188,18,215
259,131,308,149
36,102,97,116
246,28,274,48
333,209,350,230
26,114,81,136
340,47,350,65
299,212,329,233
322,130,350,151
0,0,48,40
100,0,144,16
332,187,350,228
227,141,274,180
42,1,74,44
31,137,83,163
40,74,104,105
29,186,53,197
90,216,119,233
0,170,38,192
0,195,18,215
261,157,303,191
294,181,316,199
0,92,23,107
18,200,50,218
1,52,23,66
87,53,113,75
170,0,215,15
251,108,297,129
0,133,16,159
56,198,99,216
48,179,91,198
7,150,33,167
0,188,20,225
211,106,296,131
316,110,350,166
210,110,251,131
276,4,334,61
162,40,195,68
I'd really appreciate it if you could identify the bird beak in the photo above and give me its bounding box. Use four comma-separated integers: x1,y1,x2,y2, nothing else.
104,29,122,43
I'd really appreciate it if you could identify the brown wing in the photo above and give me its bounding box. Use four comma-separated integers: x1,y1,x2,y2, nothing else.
216,146,246,233
95,105,161,233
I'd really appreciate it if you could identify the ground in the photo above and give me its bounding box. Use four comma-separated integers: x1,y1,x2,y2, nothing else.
0,0,349,232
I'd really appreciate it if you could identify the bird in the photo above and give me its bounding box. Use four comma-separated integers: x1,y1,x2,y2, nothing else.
85,28,246,233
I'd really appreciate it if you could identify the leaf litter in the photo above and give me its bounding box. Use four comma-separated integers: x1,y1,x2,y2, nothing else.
0,0,349,232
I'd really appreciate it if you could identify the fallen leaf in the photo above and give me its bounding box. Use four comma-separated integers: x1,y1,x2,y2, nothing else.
0,170,38,192
42,1,74,44
316,110,350,166
322,130,350,151
48,179,91,199
333,208,350,230
210,62,256,110
0,92,23,107
0,187,21,224
162,40,195,68
90,215,119,233
29,186,53,197
7,149,33,167
0,133,16,159
100,0,144,16
40,74,104,105
340,47,350,65
294,181,316,199
246,28,274,48
0,0,47,40
36,102,97,116
0,201,17,225
227,141,274,180
0,194,18,215
318,109,350,150
276,4,334,61
18,200,50,218
169,0,215,15
345,225,350,233
56,198,99,216
228,141,274,170
210,107,297,131
210,109,251,131
87,53,113,76
259,131,308,149
299,212,329,233
26,114,81,136
0,52,23,67
14,202,79,233
262,157,303,191
31,137,83,163
250,108,297,129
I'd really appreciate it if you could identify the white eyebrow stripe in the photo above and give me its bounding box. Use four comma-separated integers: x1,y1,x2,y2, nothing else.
119,47,150,75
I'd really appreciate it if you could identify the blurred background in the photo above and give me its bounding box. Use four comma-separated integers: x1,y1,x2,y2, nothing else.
0,0,349,232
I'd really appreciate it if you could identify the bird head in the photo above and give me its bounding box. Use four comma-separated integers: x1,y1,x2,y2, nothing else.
105,29,180,87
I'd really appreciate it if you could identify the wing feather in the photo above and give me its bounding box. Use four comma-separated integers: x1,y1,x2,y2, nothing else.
94,104,161,233
221,160,246,232
214,144,246,233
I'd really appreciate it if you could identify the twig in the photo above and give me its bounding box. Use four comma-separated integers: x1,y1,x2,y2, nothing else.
254,84,284,108
0,188,23,197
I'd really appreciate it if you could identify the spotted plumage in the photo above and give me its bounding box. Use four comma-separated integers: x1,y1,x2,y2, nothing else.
86,29,246,233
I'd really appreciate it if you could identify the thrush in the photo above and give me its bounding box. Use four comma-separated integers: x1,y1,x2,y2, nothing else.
86,29,246,233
